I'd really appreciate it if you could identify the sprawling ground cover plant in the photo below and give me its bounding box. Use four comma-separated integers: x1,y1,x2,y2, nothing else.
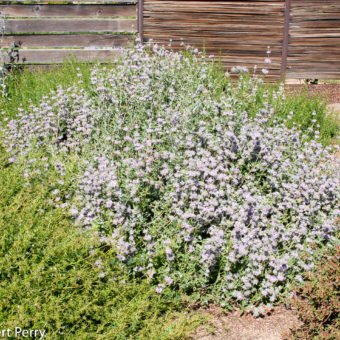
0,146,204,339
1,44,339,314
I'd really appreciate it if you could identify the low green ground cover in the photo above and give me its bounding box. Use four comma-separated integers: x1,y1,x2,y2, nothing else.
0,51,338,339
0,147,204,339
0,61,205,339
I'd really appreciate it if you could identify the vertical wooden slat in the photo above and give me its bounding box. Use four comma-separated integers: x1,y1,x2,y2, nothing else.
280,0,291,78
138,0,144,42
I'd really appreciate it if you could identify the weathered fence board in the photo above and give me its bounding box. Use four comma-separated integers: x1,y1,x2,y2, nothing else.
4,49,123,63
1,34,133,48
287,0,340,79
0,1,137,64
142,0,340,80
1,0,340,79
5,19,136,33
0,1,134,3
0,4,135,17
143,0,285,80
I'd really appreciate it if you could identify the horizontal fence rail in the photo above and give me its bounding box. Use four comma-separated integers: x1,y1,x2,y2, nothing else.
0,0,137,64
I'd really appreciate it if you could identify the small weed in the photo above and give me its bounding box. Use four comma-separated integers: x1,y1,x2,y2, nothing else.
289,246,340,339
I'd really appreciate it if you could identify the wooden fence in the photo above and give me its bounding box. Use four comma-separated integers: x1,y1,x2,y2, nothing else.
287,0,340,79
0,1,137,64
1,0,340,80
143,0,285,80
142,0,340,80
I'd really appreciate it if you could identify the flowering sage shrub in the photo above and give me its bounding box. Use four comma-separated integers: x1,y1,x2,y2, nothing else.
1,85,96,163
1,44,339,309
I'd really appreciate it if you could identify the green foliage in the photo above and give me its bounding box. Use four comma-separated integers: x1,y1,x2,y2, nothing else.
0,60,93,119
0,58,338,337
228,75,338,145
290,246,340,339
275,91,338,145
1,62,338,146
0,149,204,339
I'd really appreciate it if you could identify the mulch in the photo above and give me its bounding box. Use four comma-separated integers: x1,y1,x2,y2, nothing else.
192,305,302,340
285,84,340,104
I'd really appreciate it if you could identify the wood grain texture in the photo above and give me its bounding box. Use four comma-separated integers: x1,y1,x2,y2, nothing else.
3,49,123,63
287,0,340,79
1,2,137,64
1,34,135,48
0,1,136,4
0,4,136,18
143,0,340,80
2,0,339,79
143,1,285,79
5,19,136,33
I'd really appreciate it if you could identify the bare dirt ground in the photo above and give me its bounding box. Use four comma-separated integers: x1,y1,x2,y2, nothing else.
328,103,340,113
192,306,302,340
285,83,340,104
